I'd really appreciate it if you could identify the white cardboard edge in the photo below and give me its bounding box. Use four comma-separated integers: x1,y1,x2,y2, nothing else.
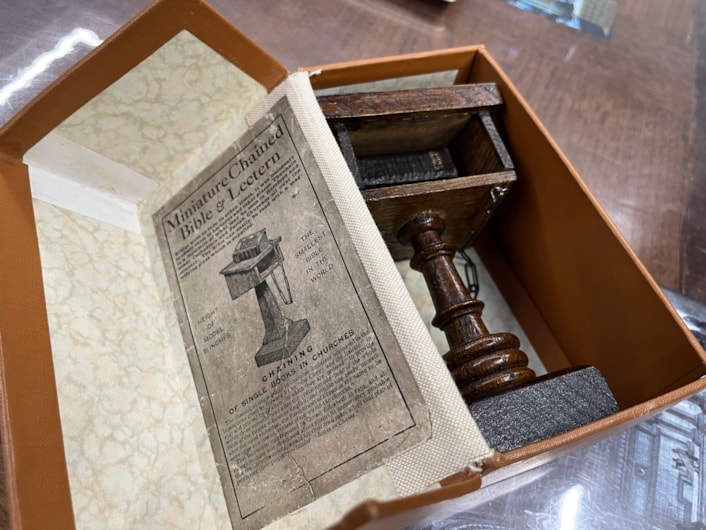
28,164,142,233
24,131,157,234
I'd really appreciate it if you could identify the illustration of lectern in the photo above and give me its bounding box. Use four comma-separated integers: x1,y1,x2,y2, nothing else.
220,229,310,367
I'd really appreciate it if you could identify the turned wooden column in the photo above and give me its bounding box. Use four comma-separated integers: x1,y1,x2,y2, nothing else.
397,210,536,402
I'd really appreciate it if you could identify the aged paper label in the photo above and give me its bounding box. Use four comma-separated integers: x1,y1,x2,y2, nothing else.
154,96,430,529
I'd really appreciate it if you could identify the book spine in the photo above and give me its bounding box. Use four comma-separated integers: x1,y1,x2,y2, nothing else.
357,148,458,188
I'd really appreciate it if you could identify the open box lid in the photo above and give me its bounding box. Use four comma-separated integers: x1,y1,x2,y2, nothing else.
0,3,289,528
0,1,494,529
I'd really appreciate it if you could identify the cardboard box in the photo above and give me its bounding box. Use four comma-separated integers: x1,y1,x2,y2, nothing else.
303,50,706,528
1,0,704,528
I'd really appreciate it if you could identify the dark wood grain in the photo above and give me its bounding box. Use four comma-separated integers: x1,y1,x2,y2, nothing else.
363,170,515,260
398,210,536,402
320,85,505,157
320,85,516,258
317,84,503,118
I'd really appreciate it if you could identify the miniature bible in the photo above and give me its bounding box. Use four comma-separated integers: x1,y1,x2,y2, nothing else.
319,84,619,452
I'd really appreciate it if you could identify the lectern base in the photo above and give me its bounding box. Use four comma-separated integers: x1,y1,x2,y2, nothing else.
255,318,311,367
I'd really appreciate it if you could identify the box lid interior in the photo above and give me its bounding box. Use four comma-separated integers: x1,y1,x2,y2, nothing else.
0,2,285,529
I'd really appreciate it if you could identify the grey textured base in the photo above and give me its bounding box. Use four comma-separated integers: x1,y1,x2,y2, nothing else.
469,366,619,453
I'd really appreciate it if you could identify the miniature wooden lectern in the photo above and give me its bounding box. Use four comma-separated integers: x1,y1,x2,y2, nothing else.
320,84,619,452
319,83,516,261
220,229,310,367
320,83,525,399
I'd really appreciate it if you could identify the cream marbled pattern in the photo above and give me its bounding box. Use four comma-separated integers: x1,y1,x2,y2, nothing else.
32,31,273,529
56,30,266,185
34,199,230,529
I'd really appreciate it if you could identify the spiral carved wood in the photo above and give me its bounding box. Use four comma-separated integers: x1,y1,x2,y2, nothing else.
397,210,536,403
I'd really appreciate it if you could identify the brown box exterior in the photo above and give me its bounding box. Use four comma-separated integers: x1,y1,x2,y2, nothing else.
0,1,705,529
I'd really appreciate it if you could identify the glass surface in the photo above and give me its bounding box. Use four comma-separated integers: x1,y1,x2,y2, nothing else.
0,0,149,128
409,389,706,530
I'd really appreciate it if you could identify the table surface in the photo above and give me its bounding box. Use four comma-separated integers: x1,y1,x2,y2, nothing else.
1,0,704,528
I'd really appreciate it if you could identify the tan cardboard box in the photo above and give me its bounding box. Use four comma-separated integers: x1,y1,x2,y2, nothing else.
1,0,704,528
306,49,706,528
